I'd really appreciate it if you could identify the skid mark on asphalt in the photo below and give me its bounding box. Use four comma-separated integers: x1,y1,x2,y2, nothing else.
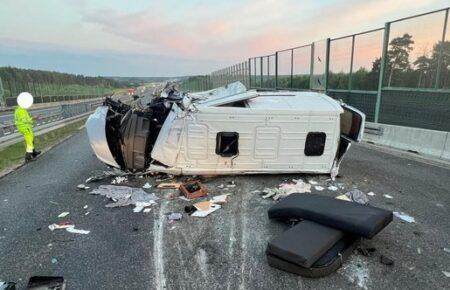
153,201,167,290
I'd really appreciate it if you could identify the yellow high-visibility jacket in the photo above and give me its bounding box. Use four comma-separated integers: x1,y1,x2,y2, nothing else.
14,107,34,132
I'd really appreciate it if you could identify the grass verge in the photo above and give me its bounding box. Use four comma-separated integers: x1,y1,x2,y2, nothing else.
0,118,87,173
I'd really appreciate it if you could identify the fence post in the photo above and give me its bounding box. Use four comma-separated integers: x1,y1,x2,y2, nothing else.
290,49,294,88
435,8,449,89
260,57,263,87
248,58,252,88
275,52,279,89
309,43,315,90
375,22,390,123
324,38,331,93
349,35,355,90
0,77,5,107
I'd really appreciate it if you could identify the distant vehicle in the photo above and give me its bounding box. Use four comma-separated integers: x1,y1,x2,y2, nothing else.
86,82,365,177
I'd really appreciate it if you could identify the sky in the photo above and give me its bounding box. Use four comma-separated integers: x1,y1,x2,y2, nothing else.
0,0,448,77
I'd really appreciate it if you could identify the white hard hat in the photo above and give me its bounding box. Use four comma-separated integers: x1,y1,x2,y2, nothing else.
17,92,34,109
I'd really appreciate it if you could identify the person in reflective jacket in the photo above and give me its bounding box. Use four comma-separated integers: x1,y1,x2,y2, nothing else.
14,92,41,162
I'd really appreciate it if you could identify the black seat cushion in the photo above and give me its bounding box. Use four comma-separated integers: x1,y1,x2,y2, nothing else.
267,235,358,278
268,193,392,238
266,220,344,268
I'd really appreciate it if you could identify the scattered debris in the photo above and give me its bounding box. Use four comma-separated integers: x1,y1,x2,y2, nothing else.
345,189,369,205
143,208,152,213
49,201,59,205
165,192,176,200
111,176,128,184
142,182,152,189
157,182,181,189
184,205,197,215
90,185,159,210
443,271,450,278
133,201,157,213
217,184,225,189
48,222,73,231
178,196,191,202
168,213,183,221
383,194,393,199
262,179,311,200
51,258,58,264
336,194,351,201
357,247,376,257
85,170,123,183
83,205,88,209
57,212,69,218
367,192,375,196
191,203,221,218
226,181,236,188
155,174,174,182
180,181,208,199
327,185,338,191
308,180,318,185
379,255,394,266
65,226,90,235
48,223,90,234
436,203,444,207
77,184,89,190
417,248,422,254
194,201,212,211
393,212,415,223
314,186,324,191
444,248,450,254
211,194,229,204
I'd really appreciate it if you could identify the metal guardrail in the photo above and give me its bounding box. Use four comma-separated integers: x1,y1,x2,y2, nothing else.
0,101,101,138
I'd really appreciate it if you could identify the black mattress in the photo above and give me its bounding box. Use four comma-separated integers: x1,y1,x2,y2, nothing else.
268,193,393,238
266,220,344,268
267,234,358,278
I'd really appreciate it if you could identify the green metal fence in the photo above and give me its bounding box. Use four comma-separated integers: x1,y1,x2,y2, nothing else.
182,7,450,132
0,78,114,107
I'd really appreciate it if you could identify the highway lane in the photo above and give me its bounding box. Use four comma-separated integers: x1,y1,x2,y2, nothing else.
0,106,62,124
0,130,448,289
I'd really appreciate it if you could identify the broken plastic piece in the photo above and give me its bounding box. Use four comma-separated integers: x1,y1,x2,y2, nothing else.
211,194,229,204
157,182,182,189
77,184,89,190
336,194,351,202
111,176,127,184
142,182,152,189
48,222,73,231
383,194,393,199
57,212,69,218
315,186,324,191
168,212,183,221
393,212,415,223
66,226,90,234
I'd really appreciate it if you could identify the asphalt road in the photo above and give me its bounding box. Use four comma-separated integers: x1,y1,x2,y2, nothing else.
0,131,449,289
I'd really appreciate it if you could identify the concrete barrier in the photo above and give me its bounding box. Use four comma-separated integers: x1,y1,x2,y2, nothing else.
364,122,450,162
